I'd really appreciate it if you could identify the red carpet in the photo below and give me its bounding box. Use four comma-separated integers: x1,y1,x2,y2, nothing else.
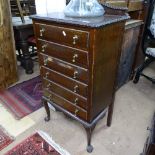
5,132,69,155
0,76,43,119
0,126,14,151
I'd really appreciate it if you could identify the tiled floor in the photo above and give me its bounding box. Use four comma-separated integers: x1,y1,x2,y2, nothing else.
1,62,155,155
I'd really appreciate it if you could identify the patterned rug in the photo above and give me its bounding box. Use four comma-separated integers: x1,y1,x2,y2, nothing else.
0,76,43,119
0,125,14,151
5,131,70,155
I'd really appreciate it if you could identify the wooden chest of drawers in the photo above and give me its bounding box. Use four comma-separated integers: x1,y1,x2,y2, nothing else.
32,6,129,152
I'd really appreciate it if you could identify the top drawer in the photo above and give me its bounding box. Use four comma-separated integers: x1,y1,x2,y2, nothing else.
35,23,90,50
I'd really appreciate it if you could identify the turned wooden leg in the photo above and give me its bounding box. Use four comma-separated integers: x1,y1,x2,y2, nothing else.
107,96,115,127
42,99,50,122
84,124,96,153
20,41,33,74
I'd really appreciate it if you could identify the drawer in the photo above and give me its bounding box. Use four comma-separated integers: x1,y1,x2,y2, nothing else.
41,66,88,98
35,23,89,50
38,39,89,68
44,90,87,121
128,1,143,12
39,53,89,84
43,79,87,110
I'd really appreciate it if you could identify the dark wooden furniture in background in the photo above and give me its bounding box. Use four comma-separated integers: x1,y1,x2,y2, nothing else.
133,0,155,84
99,0,150,88
128,0,150,77
32,5,129,152
10,0,25,23
12,16,34,74
142,113,155,155
117,20,142,88
99,0,127,7
27,0,36,15
10,0,36,17
10,0,37,74
0,0,18,89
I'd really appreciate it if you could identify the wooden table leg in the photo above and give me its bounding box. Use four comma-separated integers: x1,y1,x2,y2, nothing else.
20,40,33,74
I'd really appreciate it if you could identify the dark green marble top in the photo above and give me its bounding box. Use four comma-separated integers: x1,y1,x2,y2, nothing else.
31,12,129,28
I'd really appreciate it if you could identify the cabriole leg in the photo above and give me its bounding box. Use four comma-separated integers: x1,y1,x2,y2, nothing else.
107,99,115,127
84,124,96,153
42,99,50,122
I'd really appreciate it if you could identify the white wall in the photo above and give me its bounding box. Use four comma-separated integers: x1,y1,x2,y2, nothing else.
35,0,66,14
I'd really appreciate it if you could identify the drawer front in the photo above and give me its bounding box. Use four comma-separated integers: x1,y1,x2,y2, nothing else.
35,23,89,50
41,66,88,98
38,39,88,68
39,53,89,84
44,90,87,121
43,79,87,110
128,1,143,12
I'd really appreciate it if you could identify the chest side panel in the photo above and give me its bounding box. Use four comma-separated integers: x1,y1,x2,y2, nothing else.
90,22,125,121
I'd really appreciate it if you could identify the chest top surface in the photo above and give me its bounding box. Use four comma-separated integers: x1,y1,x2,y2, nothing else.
31,12,129,28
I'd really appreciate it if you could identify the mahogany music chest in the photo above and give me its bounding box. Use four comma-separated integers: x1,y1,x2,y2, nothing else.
32,6,129,152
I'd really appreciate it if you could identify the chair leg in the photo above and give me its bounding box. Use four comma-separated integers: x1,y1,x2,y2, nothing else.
133,70,141,84
133,58,154,84
141,73,155,84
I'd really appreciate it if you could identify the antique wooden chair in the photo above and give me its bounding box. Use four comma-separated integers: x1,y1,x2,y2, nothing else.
27,0,36,54
27,0,36,15
10,0,25,58
133,0,155,84
10,0,25,23
11,0,37,60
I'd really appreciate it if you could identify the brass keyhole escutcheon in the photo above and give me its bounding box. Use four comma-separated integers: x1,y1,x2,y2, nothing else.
42,44,47,52
73,35,78,45
72,54,78,63
73,71,78,79
74,85,79,93
40,27,45,36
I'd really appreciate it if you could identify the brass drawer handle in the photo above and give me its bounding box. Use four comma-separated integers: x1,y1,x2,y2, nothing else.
48,94,52,99
73,85,79,93
44,58,48,66
44,57,53,66
42,44,47,52
45,72,49,78
73,71,78,79
47,83,51,90
48,94,53,101
40,27,45,36
74,98,79,105
72,54,78,63
73,35,78,45
75,109,79,116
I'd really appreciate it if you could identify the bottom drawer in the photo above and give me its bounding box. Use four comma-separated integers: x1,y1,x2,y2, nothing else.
44,90,87,121
43,78,87,110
